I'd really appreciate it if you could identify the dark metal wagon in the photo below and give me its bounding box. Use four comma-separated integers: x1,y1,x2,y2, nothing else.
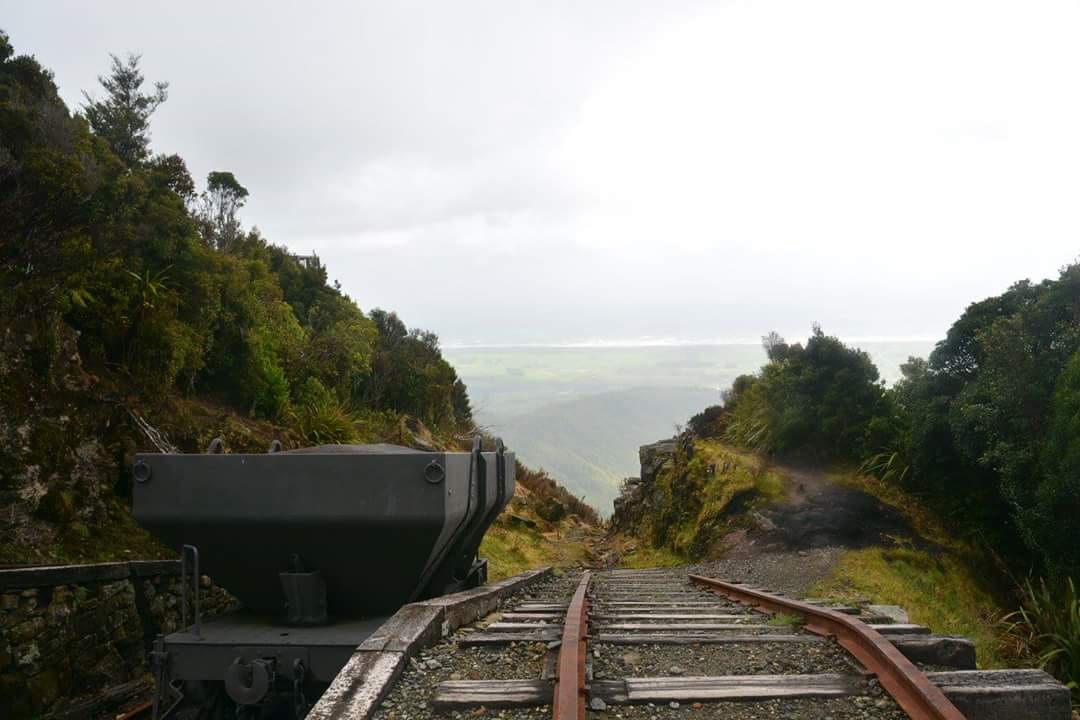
132,438,514,717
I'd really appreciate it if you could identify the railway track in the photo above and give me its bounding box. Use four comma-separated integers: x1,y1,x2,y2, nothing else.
371,567,1070,720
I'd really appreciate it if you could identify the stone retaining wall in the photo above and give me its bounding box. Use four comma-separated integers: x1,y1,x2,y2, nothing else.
0,560,234,719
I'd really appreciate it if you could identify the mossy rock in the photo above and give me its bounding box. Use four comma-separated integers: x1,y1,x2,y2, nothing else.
35,489,76,523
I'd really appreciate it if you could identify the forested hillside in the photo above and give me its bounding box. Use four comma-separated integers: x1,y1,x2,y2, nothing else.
706,266,1080,583
0,31,595,563
675,267,1080,699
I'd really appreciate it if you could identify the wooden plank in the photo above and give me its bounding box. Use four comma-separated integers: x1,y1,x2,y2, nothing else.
431,679,553,710
601,589,709,593
595,601,730,606
487,622,561,632
309,566,555,720
802,603,861,615
691,573,969,720
870,624,930,636
515,604,569,611
604,595,712,600
590,674,863,704
594,605,749,610
501,612,564,621
592,613,749,621
594,622,780,631
598,586,694,591
593,608,741,613
891,634,976,669
593,633,825,645
926,670,1072,720
459,629,562,645
541,647,560,679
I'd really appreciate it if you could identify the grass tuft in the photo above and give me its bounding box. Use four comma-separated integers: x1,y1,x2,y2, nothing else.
812,545,1007,667
1003,577,1080,707
767,612,804,628
619,544,687,569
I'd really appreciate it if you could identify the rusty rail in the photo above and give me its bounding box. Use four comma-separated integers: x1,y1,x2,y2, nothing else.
688,575,967,720
553,571,591,720
117,699,154,720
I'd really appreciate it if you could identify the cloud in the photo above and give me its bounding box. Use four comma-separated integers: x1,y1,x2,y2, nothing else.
7,0,1080,344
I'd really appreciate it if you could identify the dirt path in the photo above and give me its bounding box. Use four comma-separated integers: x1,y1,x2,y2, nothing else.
755,463,917,551
690,463,920,596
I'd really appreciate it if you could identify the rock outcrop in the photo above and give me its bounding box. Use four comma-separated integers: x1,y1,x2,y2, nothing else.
610,437,680,533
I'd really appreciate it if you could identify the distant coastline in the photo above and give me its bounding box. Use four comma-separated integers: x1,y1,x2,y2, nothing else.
443,336,940,350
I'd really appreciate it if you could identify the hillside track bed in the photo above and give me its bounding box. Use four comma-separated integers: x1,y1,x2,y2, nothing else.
371,570,583,720
361,567,1071,720
585,569,907,720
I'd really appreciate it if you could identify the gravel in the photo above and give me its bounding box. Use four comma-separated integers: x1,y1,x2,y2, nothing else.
583,692,908,720
592,640,858,678
596,549,853,604
372,570,583,720
374,640,550,720
688,548,845,598
369,568,911,720
583,569,904,719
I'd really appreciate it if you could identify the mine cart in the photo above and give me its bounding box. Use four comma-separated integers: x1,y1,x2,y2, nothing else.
133,438,514,718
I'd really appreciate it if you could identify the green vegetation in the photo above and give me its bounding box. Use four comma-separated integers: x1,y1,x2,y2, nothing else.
805,466,1012,668
0,29,599,564
479,463,601,580
645,440,785,558
692,264,1080,694
618,544,687,570
480,522,593,581
717,327,884,458
767,613,804,629
1005,578,1080,705
871,267,1080,581
813,546,1008,668
0,31,471,434
513,462,600,528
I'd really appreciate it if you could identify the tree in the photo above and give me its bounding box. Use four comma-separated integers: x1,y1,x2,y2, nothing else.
197,171,249,251
81,53,168,168
721,327,884,457
762,331,790,362
149,153,195,201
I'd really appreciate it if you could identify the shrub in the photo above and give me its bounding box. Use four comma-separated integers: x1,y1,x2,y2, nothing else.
719,327,884,458
536,496,567,523
512,461,600,526
687,405,727,438
289,398,358,445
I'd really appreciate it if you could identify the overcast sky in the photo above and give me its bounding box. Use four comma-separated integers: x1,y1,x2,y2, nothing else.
6,1,1079,345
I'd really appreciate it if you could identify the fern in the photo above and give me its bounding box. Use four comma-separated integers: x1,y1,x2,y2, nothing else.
859,450,911,484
